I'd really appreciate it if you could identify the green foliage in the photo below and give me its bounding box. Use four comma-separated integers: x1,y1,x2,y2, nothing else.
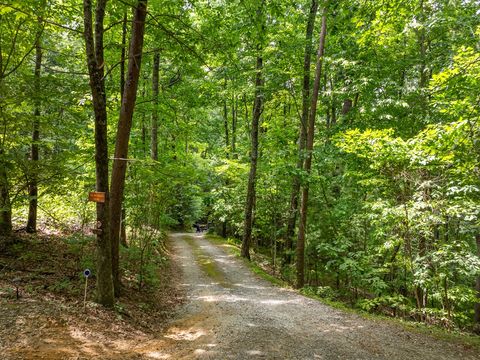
47,278,76,294
303,285,339,300
121,228,167,290
357,295,410,314
2,0,479,332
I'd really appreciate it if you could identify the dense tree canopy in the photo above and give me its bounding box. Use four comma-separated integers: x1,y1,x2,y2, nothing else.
1,0,479,330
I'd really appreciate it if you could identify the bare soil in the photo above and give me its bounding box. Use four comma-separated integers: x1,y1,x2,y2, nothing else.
1,232,479,359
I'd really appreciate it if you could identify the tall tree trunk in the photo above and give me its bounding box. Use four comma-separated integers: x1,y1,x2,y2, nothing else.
26,24,42,233
243,93,249,137
83,0,114,307
119,12,128,247
415,0,429,317
151,51,159,160
141,77,147,158
241,0,265,259
285,0,319,264
418,0,428,116
110,0,148,296
231,93,237,158
0,148,11,238
329,76,336,125
120,11,127,102
223,76,229,158
0,47,9,238
296,6,328,289
0,42,11,239
475,234,480,326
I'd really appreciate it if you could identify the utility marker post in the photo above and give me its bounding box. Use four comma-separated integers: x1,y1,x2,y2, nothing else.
83,269,91,310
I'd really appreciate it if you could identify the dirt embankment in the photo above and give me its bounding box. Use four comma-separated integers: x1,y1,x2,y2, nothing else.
0,233,183,360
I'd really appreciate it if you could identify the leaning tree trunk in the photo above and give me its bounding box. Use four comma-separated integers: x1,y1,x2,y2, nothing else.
285,0,319,264
83,0,114,307
241,1,265,260
296,6,328,289
110,0,148,296
26,23,42,233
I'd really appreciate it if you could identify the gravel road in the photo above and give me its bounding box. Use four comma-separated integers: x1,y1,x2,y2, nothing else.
138,233,479,359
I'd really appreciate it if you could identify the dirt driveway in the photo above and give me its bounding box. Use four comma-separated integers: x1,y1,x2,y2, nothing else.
137,233,478,359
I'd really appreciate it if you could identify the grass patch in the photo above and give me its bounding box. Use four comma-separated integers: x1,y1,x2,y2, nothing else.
389,318,480,349
205,234,288,288
184,235,232,288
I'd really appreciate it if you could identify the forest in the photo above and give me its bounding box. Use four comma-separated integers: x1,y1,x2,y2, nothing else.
1,0,480,339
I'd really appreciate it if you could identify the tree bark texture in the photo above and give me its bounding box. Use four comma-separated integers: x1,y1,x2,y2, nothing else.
120,11,127,102
26,24,42,233
341,98,352,115
296,6,328,289
241,1,265,260
83,0,114,307
110,0,148,296
120,208,127,247
285,0,318,264
475,234,480,324
223,76,229,158
151,51,159,160
231,93,237,158
0,148,12,238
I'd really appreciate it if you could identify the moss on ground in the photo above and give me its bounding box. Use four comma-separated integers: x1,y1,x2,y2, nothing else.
184,235,232,288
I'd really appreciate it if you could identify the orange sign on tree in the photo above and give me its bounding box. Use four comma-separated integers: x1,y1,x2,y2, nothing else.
88,192,106,203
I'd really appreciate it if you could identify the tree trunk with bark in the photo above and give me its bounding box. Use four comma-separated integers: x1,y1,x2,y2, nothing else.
120,11,127,101
241,0,265,259
26,24,42,233
83,0,114,307
0,148,11,238
223,76,229,158
285,0,319,264
231,93,237,158
296,5,328,289
110,0,148,296
341,98,352,115
475,234,480,326
151,50,159,160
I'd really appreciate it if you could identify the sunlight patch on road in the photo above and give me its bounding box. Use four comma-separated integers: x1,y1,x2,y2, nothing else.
232,283,267,290
195,294,249,303
165,329,206,341
145,351,171,359
206,255,236,266
259,299,301,306
247,350,264,355
321,324,366,333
